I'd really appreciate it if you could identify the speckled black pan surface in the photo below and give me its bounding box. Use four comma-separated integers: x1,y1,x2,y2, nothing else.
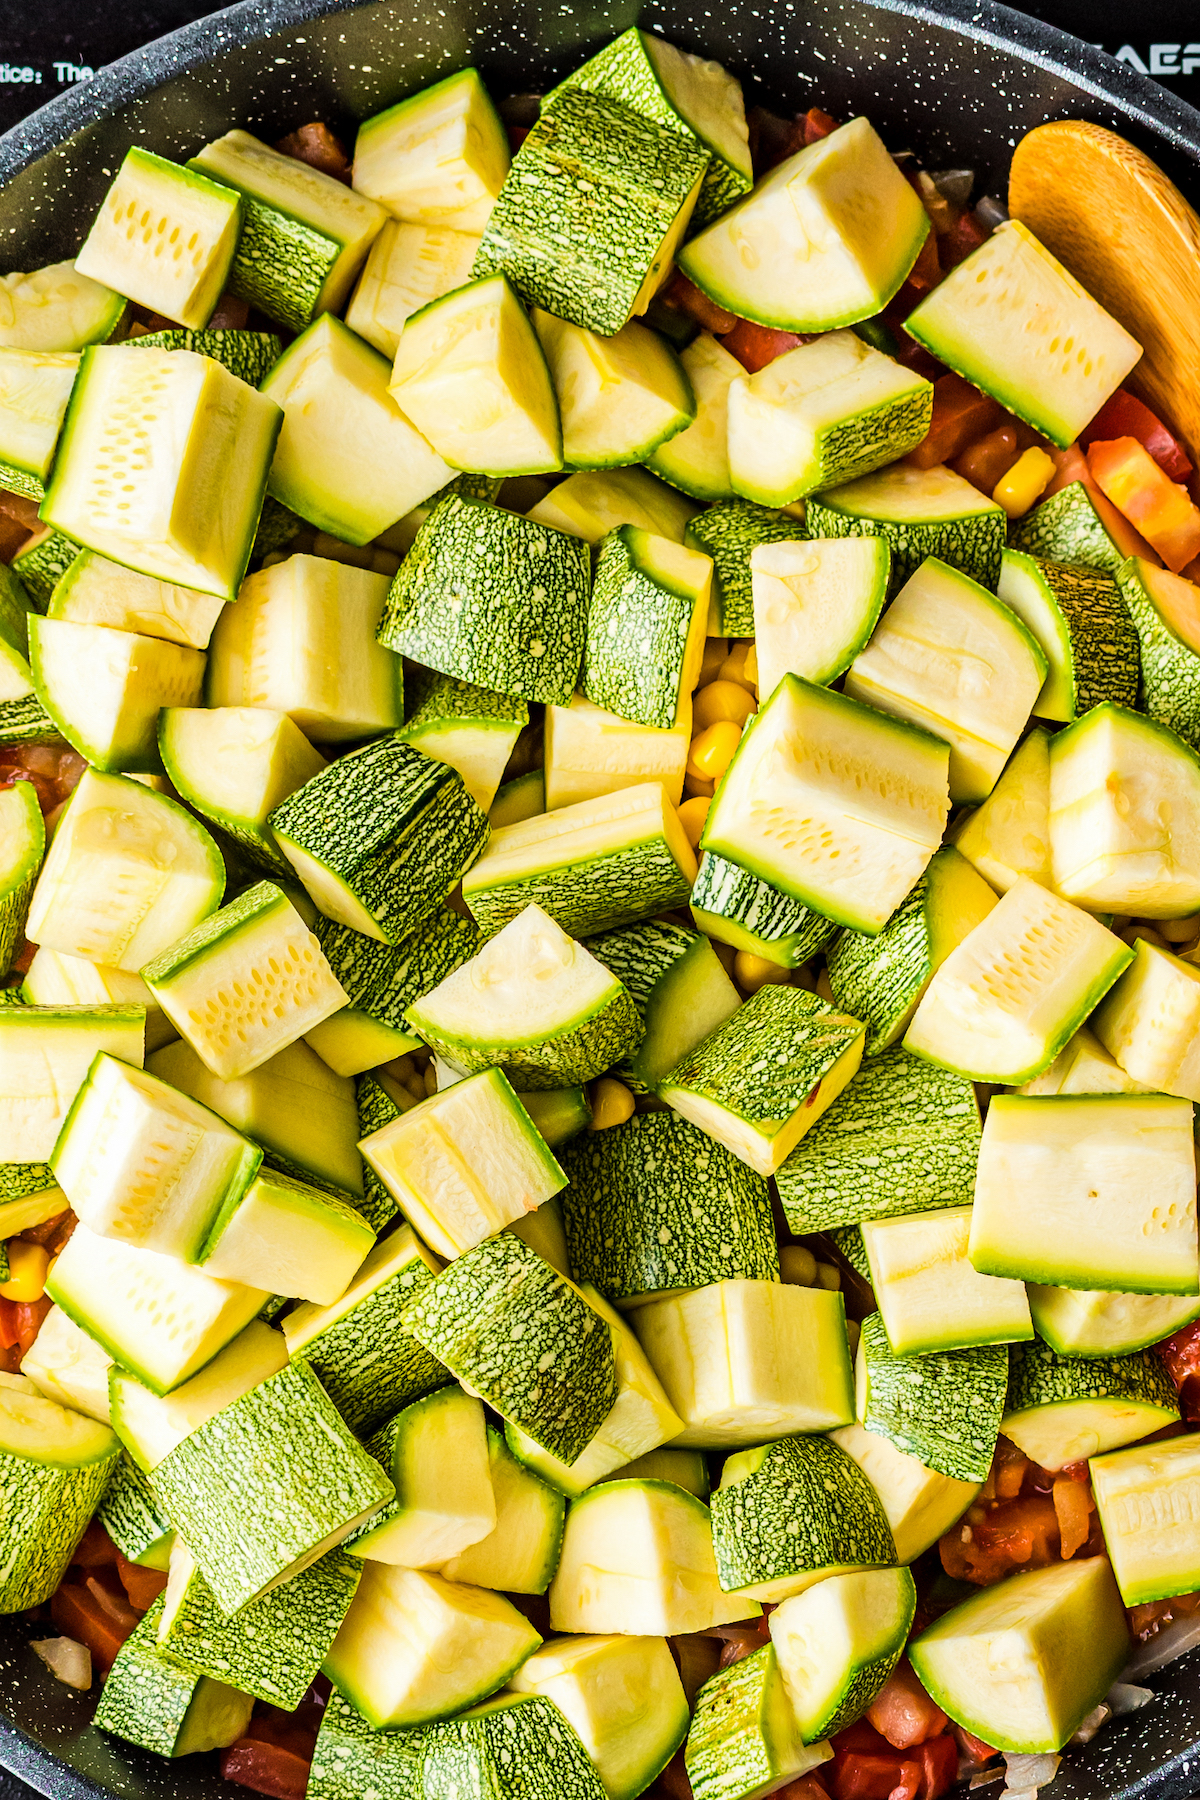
1,0,1200,1793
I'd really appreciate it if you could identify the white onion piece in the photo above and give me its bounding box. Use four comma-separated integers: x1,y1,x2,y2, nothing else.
1070,1704,1112,1744
1000,1750,1060,1799
1123,1615,1200,1679
1106,1682,1155,1714
30,1636,91,1690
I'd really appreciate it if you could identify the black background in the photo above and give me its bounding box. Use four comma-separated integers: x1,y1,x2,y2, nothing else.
0,1,1194,1798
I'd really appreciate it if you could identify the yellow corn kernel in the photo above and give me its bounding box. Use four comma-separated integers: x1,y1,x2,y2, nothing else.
1,1240,50,1303
687,720,742,783
697,637,729,687
692,679,756,733
734,951,791,994
683,772,715,799
992,446,1056,519
779,1245,818,1286
677,796,711,852
590,1078,635,1131
718,640,758,692
1158,915,1200,943
814,1261,842,1291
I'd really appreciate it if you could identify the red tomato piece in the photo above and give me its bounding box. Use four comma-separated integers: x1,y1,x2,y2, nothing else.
940,208,989,270
116,1552,169,1613
50,1582,137,1671
219,1741,312,1800
659,270,738,336
866,1661,948,1749
1082,388,1193,483
1088,437,1200,572
14,1295,52,1358
802,107,839,144
908,373,1003,471
0,1299,17,1351
720,318,814,373
952,424,1021,496
71,1519,120,1567
913,1732,959,1799
829,1752,915,1800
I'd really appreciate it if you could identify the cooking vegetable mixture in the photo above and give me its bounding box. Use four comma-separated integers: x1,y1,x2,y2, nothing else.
0,26,1198,1800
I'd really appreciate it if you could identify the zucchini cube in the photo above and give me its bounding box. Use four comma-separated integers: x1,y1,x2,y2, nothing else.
856,1312,1007,1484
150,1035,364,1200
41,346,282,600
474,88,708,337
75,148,242,330
158,705,328,880
0,778,42,980
348,1384,495,1568
9,525,79,609
0,1381,120,1610
729,331,932,507
158,1542,361,1710
378,493,591,706
686,497,806,639
324,1563,541,1729
660,985,866,1177
346,220,482,360
534,309,696,474
200,1166,375,1304
151,1359,395,1612
1092,1432,1200,1605
0,345,78,500
49,549,227,651
0,256,125,354
207,553,402,745
686,1642,832,1800
269,735,489,945
530,465,698,545
1002,1338,1178,1471
584,917,741,1094
689,852,836,971
1026,1284,1200,1362
1008,477,1129,574
633,1278,854,1449
805,461,1006,593
352,68,510,234
752,535,889,695
360,1066,566,1260
954,727,1052,895
0,631,57,748
971,1092,1199,1295
710,1434,895,1603
998,550,1140,722
560,1111,776,1306
768,1568,916,1743
20,1303,113,1423
1117,556,1200,754
93,1599,254,1757
463,780,697,940
123,325,283,386
844,555,1048,804
396,669,527,814
775,1046,981,1236
402,1234,617,1464
511,1635,689,1800
649,331,743,502
282,1225,447,1436
108,1320,290,1472
1093,938,1200,1101
406,903,643,1092
544,694,690,811
861,1206,1033,1356
909,1558,1130,1752
829,1422,982,1565
261,314,452,544
441,1424,565,1595
388,274,562,477
142,881,349,1082
0,1002,144,1163
421,1693,607,1800
52,1052,262,1263
29,616,205,774
191,129,387,330
582,526,711,731
548,1478,759,1634
96,1454,174,1570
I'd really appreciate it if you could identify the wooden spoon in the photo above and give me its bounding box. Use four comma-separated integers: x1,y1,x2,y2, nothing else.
1009,120,1200,470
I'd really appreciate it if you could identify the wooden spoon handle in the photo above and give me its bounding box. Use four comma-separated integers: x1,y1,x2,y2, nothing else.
1009,120,1200,470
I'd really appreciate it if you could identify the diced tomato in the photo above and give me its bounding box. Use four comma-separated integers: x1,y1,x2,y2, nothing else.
776,1778,833,1800
0,1299,17,1351
912,1732,958,1799
1052,1475,1093,1560
0,1343,21,1373
939,208,989,270
953,424,1021,496
659,270,738,337
903,230,942,299
746,106,837,176
0,488,41,531
866,1660,948,1749
71,1519,120,1567
0,512,31,563
802,107,839,144
1087,437,1200,572
1082,388,1193,483
274,122,351,183
940,1490,1061,1585
14,1295,52,1358
50,1580,137,1670
954,1725,998,1765
85,1567,140,1633
829,1752,919,1800
992,1437,1029,1501
17,1209,73,1250
1159,1319,1200,1388
220,1741,311,1800
720,318,814,373
116,1552,169,1612
908,374,1003,471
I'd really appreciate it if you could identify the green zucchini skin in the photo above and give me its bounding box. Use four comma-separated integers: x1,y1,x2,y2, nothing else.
0,1438,119,1611
684,498,804,638
125,328,283,386
420,1692,608,1800
354,1075,406,1234
1007,481,1125,575
96,1452,174,1569
857,1313,1008,1484
690,853,836,969
93,1597,253,1757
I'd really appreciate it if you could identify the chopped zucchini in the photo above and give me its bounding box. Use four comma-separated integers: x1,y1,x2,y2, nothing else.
529,465,699,545
93,1599,254,1757
0,1381,120,1611
352,69,510,232
513,1633,689,1800
690,852,837,970
647,331,741,500
805,461,1006,592
0,346,78,499
1020,1023,1152,1097
159,705,327,877
23,954,169,1050
345,219,482,359
1002,1339,1179,1470
953,728,1052,895
48,550,227,651
29,615,204,773
348,1384,495,1567
769,1566,916,1740
0,1002,145,1162
108,1320,288,1469
582,525,711,731
753,536,889,696
828,1423,981,1565
1027,1283,1200,1359
861,1206,1033,1355
0,259,125,353
855,1313,1007,1484
535,310,694,471
1092,938,1200,1101
1091,1433,1200,1605
200,1166,375,1302
686,497,805,638
545,694,691,812
686,1643,829,1800
20,1304,113,1422
584,918,741,1093
0,778,42,979
1117,556,1200,752
440,1423,565,1593
995,550,1139,720
396,670,527,813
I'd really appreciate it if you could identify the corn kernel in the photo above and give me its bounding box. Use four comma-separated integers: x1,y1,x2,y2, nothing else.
677,796,711,852
1,1239,50,1303
814,1261,842,1291
734,950,791,994
992,446,1056,519
1159,916,1200,943
697,637,729,687
692,679,756,733
589,1078,635,1131
687,720,742,783
718,640,758,692
779,1245,818,1286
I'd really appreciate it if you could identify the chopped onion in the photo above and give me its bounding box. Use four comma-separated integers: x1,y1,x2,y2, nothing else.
1107,1682,1155,1714
1122,1613,1200,1679
30,1637,91,1690
999,1751,1060,1799
1070,1703,1111,1744
975,194,1010,229
929,167,975,205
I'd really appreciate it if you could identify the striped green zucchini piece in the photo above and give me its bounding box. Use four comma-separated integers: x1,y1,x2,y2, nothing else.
282,1225,448,1435
774,1046,980,1235
857,1312,1007,1483
0,1398,120,1611
396,668,528,813
1007,480,1126,575
308,1685,427,1800
377,494,591,705
313,906,481,1054
473,88,709,337
421,1693,607,1800
769,1567,916,1743
805,464,1005,592
685,1642,832,1800
401,1234,618,1464
684,497,804,638
690,852,836,968
581,525,710,730
584,917,740,1091
710,1434,896,1602
269,735,489,946
996,550,1140,720
97,1452,175,1570
149,1359,394,1614
252,494,304,561
560,1110,777,1304
1001,1339,1179,1470
0,778,43,977
93,1597,254,1757
354,1075,407,1233
10,527,80,609
158,1542,361,1709
1117,556,1200,752
125,328,283,386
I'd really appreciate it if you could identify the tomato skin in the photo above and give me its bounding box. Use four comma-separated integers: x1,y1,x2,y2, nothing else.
913,1733,959,1799
720,318,814,373
0,1299,17,1351
1159,1319,1200,1388
49,1580,136,1672
829,1752,919,1800
866,1661,948,1749
14,1295,51,1357
1082,388,1193,483
940,1490,1061,1585
116,1552,169,1612
909,373,1003,471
